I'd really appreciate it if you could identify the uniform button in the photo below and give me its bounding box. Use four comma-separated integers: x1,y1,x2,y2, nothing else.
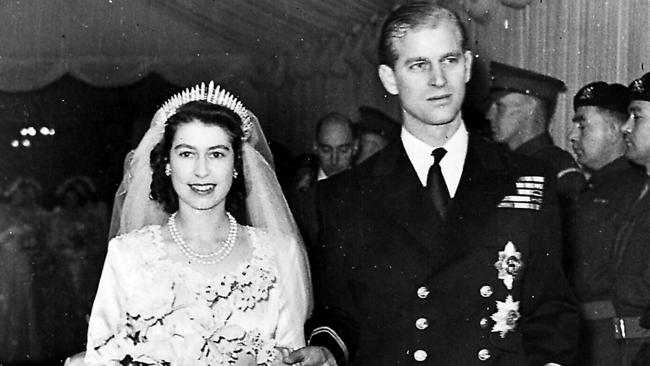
417,286,430,299
479,285,493,298
415,317,429,330
479,317,489,329
413,350,428,362
478,348,491,361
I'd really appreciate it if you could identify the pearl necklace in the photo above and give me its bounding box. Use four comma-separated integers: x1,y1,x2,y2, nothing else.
167,212,238,264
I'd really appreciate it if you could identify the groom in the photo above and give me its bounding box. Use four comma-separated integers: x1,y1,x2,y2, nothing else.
286,2,578,365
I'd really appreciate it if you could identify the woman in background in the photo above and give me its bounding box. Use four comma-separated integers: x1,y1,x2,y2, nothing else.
0,177,46,363
49,176,107,349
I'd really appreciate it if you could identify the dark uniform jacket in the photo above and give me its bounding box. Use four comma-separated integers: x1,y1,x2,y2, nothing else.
514,133,586,205
567,157,645,303
613,176,650,317
308,132,579,366
288,174,319,251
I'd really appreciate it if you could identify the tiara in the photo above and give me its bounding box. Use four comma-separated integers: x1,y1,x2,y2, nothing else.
155,81,253,140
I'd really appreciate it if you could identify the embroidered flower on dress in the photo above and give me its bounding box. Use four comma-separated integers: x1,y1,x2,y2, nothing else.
96,260,277,365
491,295,521,338
494,241,524,290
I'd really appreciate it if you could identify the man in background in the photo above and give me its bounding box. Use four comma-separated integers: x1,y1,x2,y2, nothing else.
487,61,586,204
614,72,650,365
312,112,358,179
567,81,644,366
288,112,357,249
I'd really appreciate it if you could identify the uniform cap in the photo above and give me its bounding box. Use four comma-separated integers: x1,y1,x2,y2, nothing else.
489,61,566,103
573,81,630,114
629,72,650,102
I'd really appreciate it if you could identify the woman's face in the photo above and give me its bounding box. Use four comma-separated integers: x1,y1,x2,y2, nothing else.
168,120,236,213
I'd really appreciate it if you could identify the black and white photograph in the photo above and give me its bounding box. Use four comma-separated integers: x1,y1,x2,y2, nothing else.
1,1,650,365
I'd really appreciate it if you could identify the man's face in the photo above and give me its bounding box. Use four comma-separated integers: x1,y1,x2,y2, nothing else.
315,122,356,176
486,92,529,145
378,21,472,130
624,100,650,168
569,106,620,170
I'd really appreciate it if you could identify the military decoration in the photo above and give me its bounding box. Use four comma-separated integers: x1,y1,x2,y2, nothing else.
497,175,544,210
491,295,521,338
631,78,645,94
494,241,523,290
576,85,595,101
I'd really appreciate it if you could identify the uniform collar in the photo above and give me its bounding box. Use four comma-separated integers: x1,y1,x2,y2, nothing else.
514,132,553,156
589,156,639,186
317,167,328,181
400,121,468,197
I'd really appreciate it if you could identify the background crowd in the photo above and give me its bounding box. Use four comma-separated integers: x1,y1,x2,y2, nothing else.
0,176,108,364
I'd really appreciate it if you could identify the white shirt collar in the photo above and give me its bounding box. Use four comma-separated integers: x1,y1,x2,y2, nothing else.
317,167,328,181
401,122,468,197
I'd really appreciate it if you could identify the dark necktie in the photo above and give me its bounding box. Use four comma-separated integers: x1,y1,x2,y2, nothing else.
426,147,450,219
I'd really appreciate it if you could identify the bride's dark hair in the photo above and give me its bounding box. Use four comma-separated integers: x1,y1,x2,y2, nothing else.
149,100,246,215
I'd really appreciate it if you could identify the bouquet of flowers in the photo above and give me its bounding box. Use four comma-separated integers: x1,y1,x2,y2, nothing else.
91,264,277,366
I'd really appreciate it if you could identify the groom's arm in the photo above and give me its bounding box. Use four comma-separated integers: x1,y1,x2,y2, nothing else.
289,178,360,366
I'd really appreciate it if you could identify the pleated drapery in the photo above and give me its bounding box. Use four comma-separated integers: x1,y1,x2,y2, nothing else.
1,0,649,153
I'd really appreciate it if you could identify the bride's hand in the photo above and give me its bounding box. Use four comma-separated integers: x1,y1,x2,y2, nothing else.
282,346,337,366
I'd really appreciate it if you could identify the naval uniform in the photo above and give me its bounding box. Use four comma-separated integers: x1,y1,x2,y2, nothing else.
514,132,586,205
307,122,578,365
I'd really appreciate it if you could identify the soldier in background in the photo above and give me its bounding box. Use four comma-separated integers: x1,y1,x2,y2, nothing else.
616,72,650,365
487,61,586,205
567,81,644,366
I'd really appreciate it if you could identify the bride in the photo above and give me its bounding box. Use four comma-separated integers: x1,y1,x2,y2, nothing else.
81,83,311,366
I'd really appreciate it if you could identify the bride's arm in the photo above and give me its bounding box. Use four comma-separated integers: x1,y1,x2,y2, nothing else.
273,233,312,350
84,236,131,365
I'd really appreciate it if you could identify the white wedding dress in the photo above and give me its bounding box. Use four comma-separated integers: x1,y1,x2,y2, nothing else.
83,224,309,366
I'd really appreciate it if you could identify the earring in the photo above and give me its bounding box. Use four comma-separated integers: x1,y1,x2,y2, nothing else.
165,164,171,176
233,169,239,179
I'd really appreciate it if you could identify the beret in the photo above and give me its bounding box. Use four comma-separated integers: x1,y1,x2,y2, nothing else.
629,72,650,102
573,81,630,114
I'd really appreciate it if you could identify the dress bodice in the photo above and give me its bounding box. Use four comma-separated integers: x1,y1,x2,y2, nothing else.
85,225,308,366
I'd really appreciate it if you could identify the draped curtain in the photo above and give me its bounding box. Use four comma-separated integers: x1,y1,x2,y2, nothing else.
468,0,649,149
1,0,649,153
263,0,650,153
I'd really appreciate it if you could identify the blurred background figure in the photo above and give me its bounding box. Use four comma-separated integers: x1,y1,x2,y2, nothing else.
0,177,46,364
288,112,358,250
617,72,650,366
487,61,586,205
49,176,108,325
567,81,644,366
354,106,400,165
312,112,358,179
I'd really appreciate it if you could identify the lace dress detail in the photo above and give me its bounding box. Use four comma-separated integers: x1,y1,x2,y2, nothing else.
85,225,304,366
